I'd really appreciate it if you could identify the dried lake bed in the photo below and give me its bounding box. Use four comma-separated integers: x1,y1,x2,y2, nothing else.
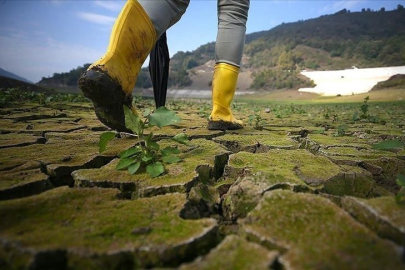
0,97,404,269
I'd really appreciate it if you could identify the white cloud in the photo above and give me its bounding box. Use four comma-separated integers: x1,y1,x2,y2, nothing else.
95,1,123,11
0,32,103,83
77,12,115,25
320,0,361,14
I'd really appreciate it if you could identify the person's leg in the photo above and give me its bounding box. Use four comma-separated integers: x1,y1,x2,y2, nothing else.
208,0,250,130
79,0,189,132
140,0,190,38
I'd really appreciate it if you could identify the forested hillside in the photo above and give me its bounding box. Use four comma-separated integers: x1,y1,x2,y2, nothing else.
39,6,405,91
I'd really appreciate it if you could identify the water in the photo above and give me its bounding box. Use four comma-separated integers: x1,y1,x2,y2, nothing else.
299,66,405,96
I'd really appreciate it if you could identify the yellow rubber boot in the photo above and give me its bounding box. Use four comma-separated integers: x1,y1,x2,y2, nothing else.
208,63,243,130
78,0,156,132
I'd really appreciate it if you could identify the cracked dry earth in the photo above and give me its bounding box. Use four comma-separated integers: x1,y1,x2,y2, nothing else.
0,101,405,269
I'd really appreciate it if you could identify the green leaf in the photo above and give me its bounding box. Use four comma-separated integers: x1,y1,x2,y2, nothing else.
99,132,116,153
162,155,181,164
128,162,141,175
146,162,165,178
372,140,404,150
123,105,143,134
172,133,189,145
397,174,405,187
144,132,159,151
148,107,182,128
141,154,154,163
143,108,151,117
119,146,142,158
146,140,160,151
116,158,137,170
161,146,180,156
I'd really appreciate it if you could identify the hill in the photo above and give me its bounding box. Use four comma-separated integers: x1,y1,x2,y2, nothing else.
38,64,90,90
0,68,32,84
38,6,405,92
169,6,405,90
0,75,52,94
371,74,405,90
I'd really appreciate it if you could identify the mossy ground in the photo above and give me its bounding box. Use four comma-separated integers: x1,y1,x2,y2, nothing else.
0,188,214,250
73,139,229,197
214,133,299,152
0,187,217,268
0,98,404,269
241,190,404,270
227,149,341,187
180,235,278,270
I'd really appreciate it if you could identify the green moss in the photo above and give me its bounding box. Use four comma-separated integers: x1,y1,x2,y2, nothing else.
242,190,404,269
0,168,49,190
0,133,45,148
152,126,224,139
307,134,370,147
149,111,222,139
352,196,405,232
73,139,229,196
0,187,217,266
0,244,32,270
228,149,340,187
214,133,298,150
226,126,276,135
180,235,278,270
214,178,235,189
0,119,86,134
342,196,405,247
323,146,397,159
0,135,135,171
322,172,376,198
223,181,265,220
223,149,341,220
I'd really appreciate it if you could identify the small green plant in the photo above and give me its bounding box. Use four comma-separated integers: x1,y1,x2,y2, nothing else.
248,108,265,130
352,111,360,121
360,96,370,119
198,104,210,119
334,124,347,137
99,106,189,178
323,109,331,119
232,102,239,111
0,87,89,108
133,94,143,104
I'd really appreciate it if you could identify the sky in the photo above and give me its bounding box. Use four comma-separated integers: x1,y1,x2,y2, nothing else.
0,0,404,83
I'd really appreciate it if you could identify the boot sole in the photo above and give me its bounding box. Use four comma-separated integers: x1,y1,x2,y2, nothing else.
207,120,243,131
78,68,133,133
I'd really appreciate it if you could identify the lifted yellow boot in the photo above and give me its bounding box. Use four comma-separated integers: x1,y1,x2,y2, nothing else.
208,63,243,130
78,0,156,132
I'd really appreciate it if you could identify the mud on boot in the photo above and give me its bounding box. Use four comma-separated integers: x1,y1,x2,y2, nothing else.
207,119,243,131
78,68,134,132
